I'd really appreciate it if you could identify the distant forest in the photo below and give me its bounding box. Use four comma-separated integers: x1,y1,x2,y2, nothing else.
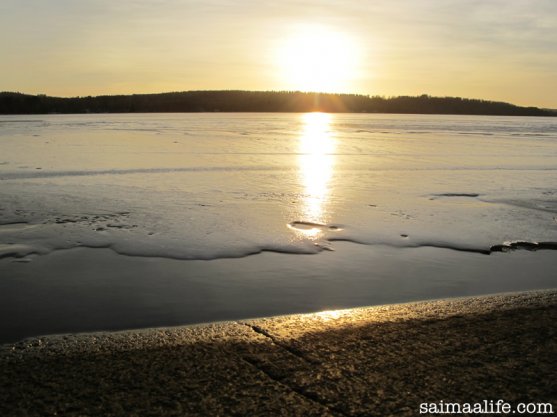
1,90,555,116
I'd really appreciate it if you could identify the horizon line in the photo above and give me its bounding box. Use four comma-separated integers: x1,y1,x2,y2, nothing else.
2,89,555,111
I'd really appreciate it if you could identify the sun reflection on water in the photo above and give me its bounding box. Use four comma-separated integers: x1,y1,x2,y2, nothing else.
295,112,336,238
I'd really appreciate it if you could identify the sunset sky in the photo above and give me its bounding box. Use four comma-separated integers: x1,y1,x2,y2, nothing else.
1,0,556,108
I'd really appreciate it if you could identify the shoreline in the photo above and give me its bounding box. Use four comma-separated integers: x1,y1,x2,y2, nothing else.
3,244,557,345
2,288,556,345
2,289,556,416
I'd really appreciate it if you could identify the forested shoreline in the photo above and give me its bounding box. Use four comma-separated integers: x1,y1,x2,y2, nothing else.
1,90,554,116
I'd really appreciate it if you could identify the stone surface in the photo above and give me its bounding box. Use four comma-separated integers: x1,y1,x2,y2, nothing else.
1,290,556,416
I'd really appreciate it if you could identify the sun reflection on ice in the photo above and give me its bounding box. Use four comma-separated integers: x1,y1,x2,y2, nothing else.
295,112,336,239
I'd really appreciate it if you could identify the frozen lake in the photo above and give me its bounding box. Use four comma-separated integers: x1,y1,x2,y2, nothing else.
1,113,556,342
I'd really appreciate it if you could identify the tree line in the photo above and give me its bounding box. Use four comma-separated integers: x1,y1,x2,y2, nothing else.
0,90,554,116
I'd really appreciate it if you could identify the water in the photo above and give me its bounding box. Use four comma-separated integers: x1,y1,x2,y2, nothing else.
1,113,556,342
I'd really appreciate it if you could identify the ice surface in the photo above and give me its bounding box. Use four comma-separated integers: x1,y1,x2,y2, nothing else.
1,113,557,260
2,113,557,342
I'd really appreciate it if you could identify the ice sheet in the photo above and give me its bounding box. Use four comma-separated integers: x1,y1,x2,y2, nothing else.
1,113,556,260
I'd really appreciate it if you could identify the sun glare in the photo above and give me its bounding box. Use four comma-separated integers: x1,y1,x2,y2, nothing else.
298,112,336,236
315,309,348,321
275,26,360,93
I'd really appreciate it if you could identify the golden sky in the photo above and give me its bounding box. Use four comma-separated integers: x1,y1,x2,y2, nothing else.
1,0,556,108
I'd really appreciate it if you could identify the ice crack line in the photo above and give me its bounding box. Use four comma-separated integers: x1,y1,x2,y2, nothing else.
238,322,347,416
240,355,346,417
241,323,318,364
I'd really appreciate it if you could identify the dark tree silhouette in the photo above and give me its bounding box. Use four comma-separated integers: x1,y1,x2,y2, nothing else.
0,90,554,116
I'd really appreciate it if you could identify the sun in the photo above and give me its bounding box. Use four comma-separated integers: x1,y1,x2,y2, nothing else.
274,26,361,93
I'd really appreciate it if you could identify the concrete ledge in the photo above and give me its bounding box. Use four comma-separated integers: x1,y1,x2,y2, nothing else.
1,290,556,416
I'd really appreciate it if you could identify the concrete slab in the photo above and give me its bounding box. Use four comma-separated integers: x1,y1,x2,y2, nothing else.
1,290,556,416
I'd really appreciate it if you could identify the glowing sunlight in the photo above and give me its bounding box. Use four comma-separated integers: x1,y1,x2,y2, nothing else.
275,26,360,93
297,112,336,237
314,309,348,321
